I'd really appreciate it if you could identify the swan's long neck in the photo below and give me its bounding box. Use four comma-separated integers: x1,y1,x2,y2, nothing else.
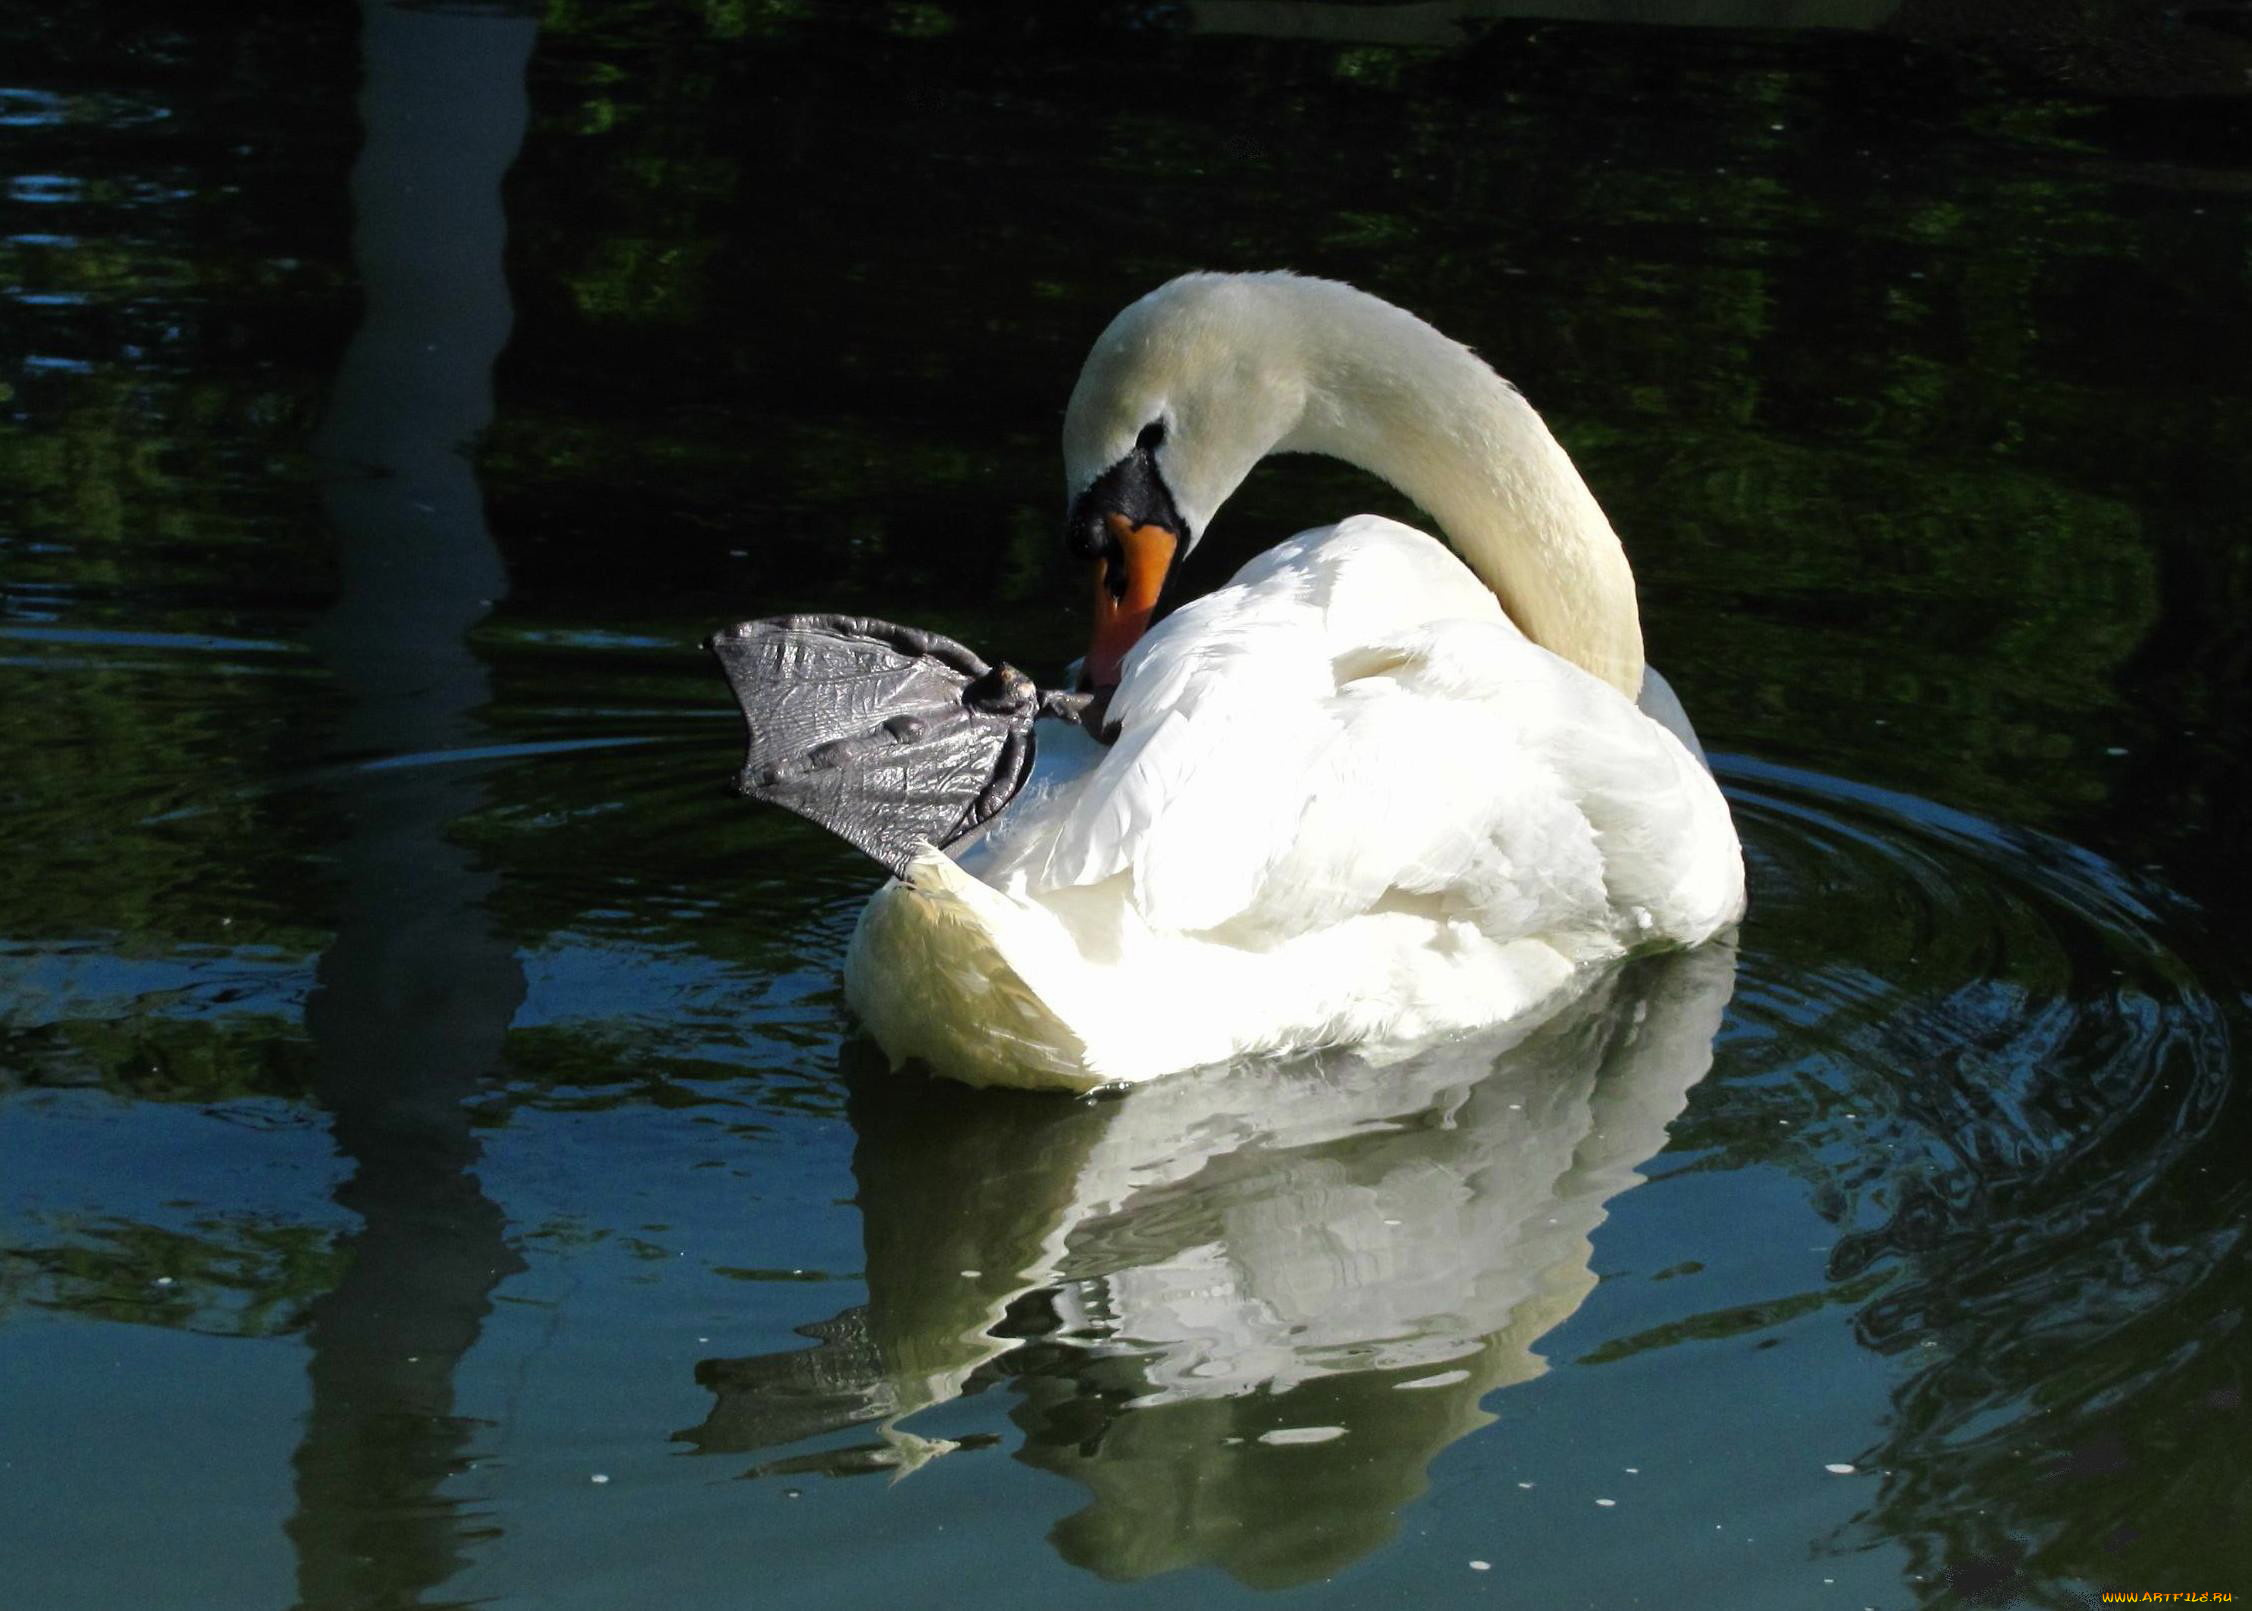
1273,282,1645,697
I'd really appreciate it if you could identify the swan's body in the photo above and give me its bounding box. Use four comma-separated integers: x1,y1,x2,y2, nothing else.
846,274,1743,1090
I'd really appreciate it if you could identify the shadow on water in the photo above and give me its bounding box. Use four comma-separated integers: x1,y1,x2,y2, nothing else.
682,944,1737,1587
287,4,536,1606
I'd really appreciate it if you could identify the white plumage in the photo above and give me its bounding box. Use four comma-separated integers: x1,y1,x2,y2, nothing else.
846,275,1744,1089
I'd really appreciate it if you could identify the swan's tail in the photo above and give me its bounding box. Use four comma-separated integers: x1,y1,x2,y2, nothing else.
845,847,1108,1092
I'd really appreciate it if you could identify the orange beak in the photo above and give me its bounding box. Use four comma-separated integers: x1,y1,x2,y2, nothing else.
1085,514,1178,691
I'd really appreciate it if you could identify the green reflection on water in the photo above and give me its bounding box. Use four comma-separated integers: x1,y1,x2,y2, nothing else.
1,1,2247,1607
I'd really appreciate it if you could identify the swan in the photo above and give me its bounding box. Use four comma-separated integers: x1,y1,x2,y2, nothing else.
846,272,1744,1090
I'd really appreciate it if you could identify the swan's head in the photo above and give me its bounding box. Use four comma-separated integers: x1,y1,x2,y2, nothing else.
1060,274,1309,688
1056,271,1645,697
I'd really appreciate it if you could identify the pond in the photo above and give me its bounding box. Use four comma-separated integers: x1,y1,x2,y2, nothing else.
2,3,2247,1607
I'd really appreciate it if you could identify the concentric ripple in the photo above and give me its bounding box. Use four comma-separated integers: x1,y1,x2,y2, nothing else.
1722,755,2233,1266
1710,754,2246,1595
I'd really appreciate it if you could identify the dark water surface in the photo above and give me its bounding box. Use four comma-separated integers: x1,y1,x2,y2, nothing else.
3,3,2247,1607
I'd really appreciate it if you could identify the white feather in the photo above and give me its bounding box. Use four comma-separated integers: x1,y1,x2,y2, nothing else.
845,280,1745,1090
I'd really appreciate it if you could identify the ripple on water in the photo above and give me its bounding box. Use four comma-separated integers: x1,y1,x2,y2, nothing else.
1724,756,2232,1265
1708,754,2242,1585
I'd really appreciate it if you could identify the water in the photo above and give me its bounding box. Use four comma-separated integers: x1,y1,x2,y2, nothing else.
2,4,2246,1607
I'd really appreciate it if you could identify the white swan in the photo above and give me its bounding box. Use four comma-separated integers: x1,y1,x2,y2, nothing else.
846,272,1744,1090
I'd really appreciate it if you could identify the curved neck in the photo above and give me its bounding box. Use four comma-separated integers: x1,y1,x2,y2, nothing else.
1270,283,1645,696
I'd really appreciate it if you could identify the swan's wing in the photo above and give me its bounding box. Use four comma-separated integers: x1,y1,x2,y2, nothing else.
1008,612,1731,946
1005,606,1596,939
1328,619,1743,945
983,515,1738,945
710,615,1043,878
1027,587,1336,918
1021,516,1514,917
990,521,1545,934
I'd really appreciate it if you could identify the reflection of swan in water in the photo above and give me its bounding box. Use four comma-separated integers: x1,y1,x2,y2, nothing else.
681,943,1734,1586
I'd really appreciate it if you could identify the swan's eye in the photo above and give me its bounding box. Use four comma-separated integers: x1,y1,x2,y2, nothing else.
1063,420,1188,565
